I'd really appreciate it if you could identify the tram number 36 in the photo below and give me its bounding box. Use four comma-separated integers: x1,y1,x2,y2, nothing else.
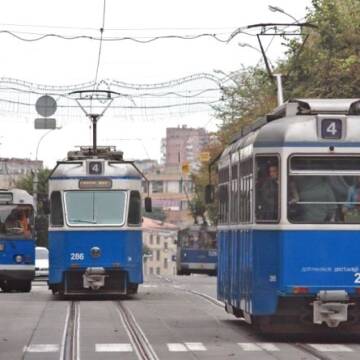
70,252,84,261
321,118,342,139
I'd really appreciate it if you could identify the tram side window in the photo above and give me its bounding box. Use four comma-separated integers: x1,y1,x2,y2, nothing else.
128,191,141,225
239,158,253,223
231,163,238,223
219,184,229,224
288,156,360,224
50,191,64,226
255,156,279,222
219,166,230,224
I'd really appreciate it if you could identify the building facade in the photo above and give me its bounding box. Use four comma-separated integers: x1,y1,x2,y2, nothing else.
161,125,210,169
0,158,43,188
142,217,178,276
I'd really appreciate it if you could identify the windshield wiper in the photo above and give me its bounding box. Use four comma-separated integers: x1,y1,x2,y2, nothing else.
69,219,97,224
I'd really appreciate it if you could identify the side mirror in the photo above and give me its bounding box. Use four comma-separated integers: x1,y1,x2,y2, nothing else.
145,197,152,212
205,184,215,204
42,199,50,215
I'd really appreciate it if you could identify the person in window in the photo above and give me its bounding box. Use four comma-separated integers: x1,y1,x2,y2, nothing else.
5,210,23,235
295,176,337,223
343,176,360,222
259,164,279,221
18,209,31,238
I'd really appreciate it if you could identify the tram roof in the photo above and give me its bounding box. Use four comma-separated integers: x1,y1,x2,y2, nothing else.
220,98,360,159
0,188,34,206
49,160,141,180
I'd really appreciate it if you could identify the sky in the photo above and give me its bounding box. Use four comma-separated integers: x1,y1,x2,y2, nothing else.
0,0,312,168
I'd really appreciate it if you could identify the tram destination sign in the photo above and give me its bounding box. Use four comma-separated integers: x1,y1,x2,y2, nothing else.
78,179,112,189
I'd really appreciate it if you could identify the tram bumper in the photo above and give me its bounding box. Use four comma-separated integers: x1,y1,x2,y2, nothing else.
64,268,128,294
313,290,351,328
0,266,35,281
83,267,107,290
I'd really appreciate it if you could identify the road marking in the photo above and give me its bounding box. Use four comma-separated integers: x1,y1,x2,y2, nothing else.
258,343,280,351
168,343,188,352
96,343,133,352
309,344,353,352
238,343,262,351
167,343,207,352
142,284,158,288
25,344,59,352
185,342,206,351
238,343,280,351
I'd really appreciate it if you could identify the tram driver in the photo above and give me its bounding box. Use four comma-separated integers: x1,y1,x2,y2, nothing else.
257,163,279,221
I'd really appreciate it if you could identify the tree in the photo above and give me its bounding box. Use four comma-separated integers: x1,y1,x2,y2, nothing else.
15,168,51,247
191,0,360,223
282,0,360,99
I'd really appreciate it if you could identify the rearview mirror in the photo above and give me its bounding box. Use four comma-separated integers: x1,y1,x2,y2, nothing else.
205,184,215,204
145,197,152,212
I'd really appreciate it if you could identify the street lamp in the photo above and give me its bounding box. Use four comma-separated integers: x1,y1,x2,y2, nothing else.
33,126,61,216
268,5,298,23
35,126,62,161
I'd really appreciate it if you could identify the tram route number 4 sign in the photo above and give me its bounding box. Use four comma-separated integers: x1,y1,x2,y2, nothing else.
88,161,103,175
321,118,342,139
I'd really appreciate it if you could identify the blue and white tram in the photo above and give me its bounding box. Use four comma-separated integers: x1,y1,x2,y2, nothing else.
215,99,360,333
0,188,35,292
47,147,148,296
176,225,217,276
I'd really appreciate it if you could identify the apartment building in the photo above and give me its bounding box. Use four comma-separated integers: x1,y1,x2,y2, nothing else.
142,217,178,276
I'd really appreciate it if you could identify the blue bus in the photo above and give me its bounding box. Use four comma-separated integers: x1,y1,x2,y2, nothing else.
0,189,35,292
213,99,360,333
176,225,217,276
47,146,151,296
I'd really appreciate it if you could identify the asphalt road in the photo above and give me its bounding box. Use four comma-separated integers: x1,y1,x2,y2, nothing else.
0,276,360,360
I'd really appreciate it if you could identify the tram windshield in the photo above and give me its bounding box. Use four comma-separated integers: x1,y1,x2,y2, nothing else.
65,190,126,226
0,204,33,238
178,229,216,250
288,156,360,223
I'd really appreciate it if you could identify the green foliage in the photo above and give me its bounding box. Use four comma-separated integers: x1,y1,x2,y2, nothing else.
283,0,360,98
192,0,360,224
15,168,51,197
15,168,51,247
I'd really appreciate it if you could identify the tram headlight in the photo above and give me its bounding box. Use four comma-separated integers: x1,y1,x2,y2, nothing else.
90,246,101,258
15,255,23,263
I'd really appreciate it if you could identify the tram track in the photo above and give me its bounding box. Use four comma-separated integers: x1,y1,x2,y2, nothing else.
60,301,80,360
292,343,334,360
115,301,159,360
163,277,350,360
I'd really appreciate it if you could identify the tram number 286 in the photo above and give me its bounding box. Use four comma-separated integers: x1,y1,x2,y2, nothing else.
321,118,342,139
70,252,84,261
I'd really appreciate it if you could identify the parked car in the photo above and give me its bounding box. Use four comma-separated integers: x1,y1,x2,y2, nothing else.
35,247,49,277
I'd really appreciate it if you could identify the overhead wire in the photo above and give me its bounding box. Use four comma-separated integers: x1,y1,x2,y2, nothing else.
93,0,106,87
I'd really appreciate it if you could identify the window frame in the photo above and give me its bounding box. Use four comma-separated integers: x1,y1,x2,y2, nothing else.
287,153,360,224
63,189,127,227
50,191,64,227
255,153,281,224
127,190,141,226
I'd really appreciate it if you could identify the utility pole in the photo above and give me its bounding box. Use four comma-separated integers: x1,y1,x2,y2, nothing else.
273,73,284,106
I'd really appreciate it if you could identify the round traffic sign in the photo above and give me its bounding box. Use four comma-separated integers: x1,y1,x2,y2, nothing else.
35,95,57,117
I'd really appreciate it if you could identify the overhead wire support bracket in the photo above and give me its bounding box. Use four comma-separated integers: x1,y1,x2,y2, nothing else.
68,89,123,154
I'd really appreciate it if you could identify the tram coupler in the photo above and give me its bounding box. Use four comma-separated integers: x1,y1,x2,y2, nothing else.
83,267,107,290
313,290,351,328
